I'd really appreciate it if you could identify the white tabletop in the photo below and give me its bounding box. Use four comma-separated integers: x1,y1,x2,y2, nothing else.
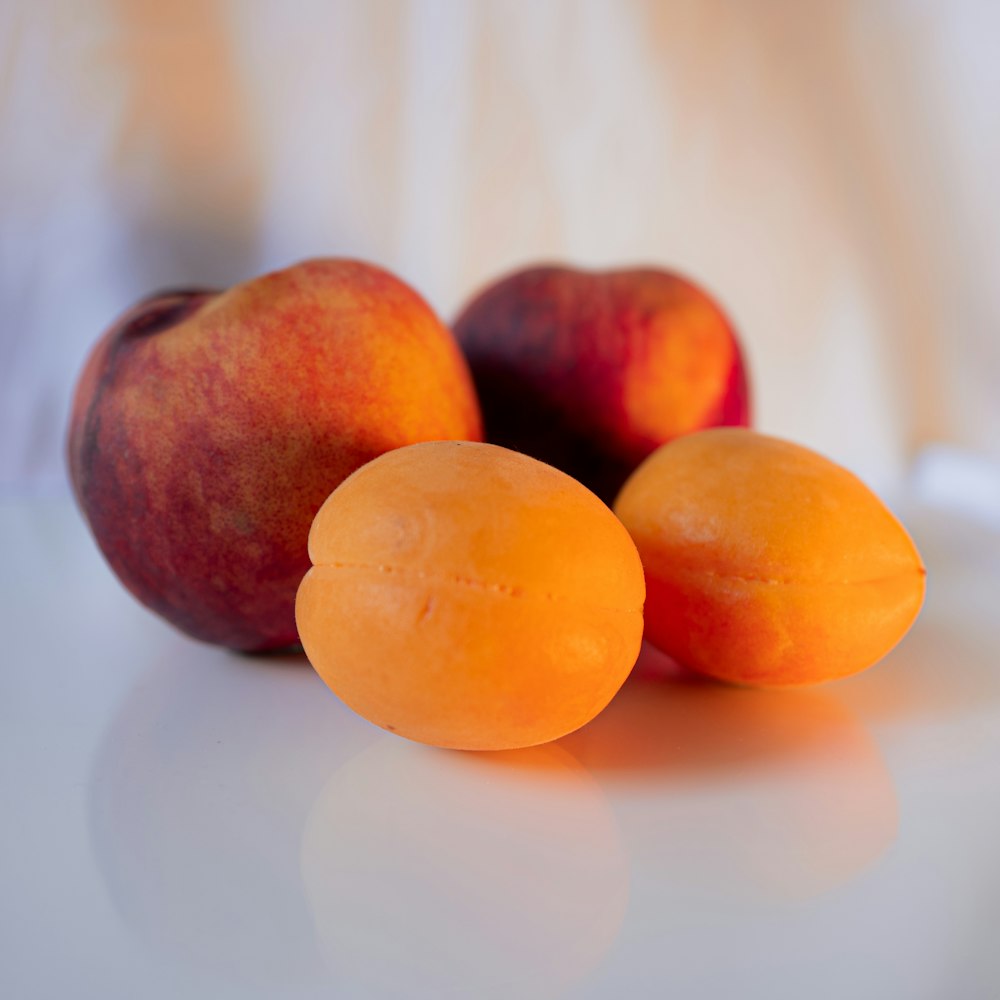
3,493,999,999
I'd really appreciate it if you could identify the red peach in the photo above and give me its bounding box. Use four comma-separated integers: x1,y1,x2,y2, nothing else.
453,264,749,501
67,259,482,651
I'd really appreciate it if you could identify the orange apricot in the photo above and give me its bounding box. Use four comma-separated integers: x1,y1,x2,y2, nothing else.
613,428,926,686
296,441,646,750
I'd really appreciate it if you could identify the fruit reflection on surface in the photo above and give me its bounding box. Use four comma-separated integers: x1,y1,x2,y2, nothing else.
88,645,375,988
68,259,482,651
300,739,628,1000
296,441,645,750
560,648,899,902
614,429,926,686
454,264,750,503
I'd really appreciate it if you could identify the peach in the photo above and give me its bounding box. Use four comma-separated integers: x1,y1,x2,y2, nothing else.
295,441,646,750
67,259,482,651
453,264,750,502
613,429,926,686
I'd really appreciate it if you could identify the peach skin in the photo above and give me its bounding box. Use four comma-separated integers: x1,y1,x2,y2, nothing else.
454,264,750,502
67,259,482,651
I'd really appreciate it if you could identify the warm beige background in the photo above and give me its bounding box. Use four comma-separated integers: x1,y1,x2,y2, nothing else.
2,0,997,495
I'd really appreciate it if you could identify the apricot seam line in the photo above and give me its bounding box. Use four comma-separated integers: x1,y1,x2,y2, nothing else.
310,560,644,615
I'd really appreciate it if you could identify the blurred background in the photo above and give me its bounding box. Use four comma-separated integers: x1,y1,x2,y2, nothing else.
2,0,998,502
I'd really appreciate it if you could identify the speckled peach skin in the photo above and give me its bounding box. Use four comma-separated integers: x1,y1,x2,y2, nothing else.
613,429,926,687
296,442,646,750
67,259,482,651
454,264,750,502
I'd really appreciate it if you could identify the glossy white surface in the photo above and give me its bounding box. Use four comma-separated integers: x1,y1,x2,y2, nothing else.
3,496,999,999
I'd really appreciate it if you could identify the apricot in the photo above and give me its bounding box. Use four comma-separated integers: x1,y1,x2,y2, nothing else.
295,441,646,750
67,259,482,651
613,429,926,686
453,264,750,502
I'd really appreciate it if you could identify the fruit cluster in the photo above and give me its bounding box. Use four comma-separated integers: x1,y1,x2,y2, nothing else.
68,259,926,750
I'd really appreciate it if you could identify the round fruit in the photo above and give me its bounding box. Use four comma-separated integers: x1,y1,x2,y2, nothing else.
454,264,750,502
296,441,646,749
613,428,926,686
67,259,482,651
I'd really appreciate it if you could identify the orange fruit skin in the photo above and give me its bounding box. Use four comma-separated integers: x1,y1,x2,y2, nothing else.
613,429,926,687
296,441,646,750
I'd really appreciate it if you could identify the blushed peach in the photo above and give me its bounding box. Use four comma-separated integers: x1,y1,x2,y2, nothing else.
67,259,482,651
453,264,750,502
